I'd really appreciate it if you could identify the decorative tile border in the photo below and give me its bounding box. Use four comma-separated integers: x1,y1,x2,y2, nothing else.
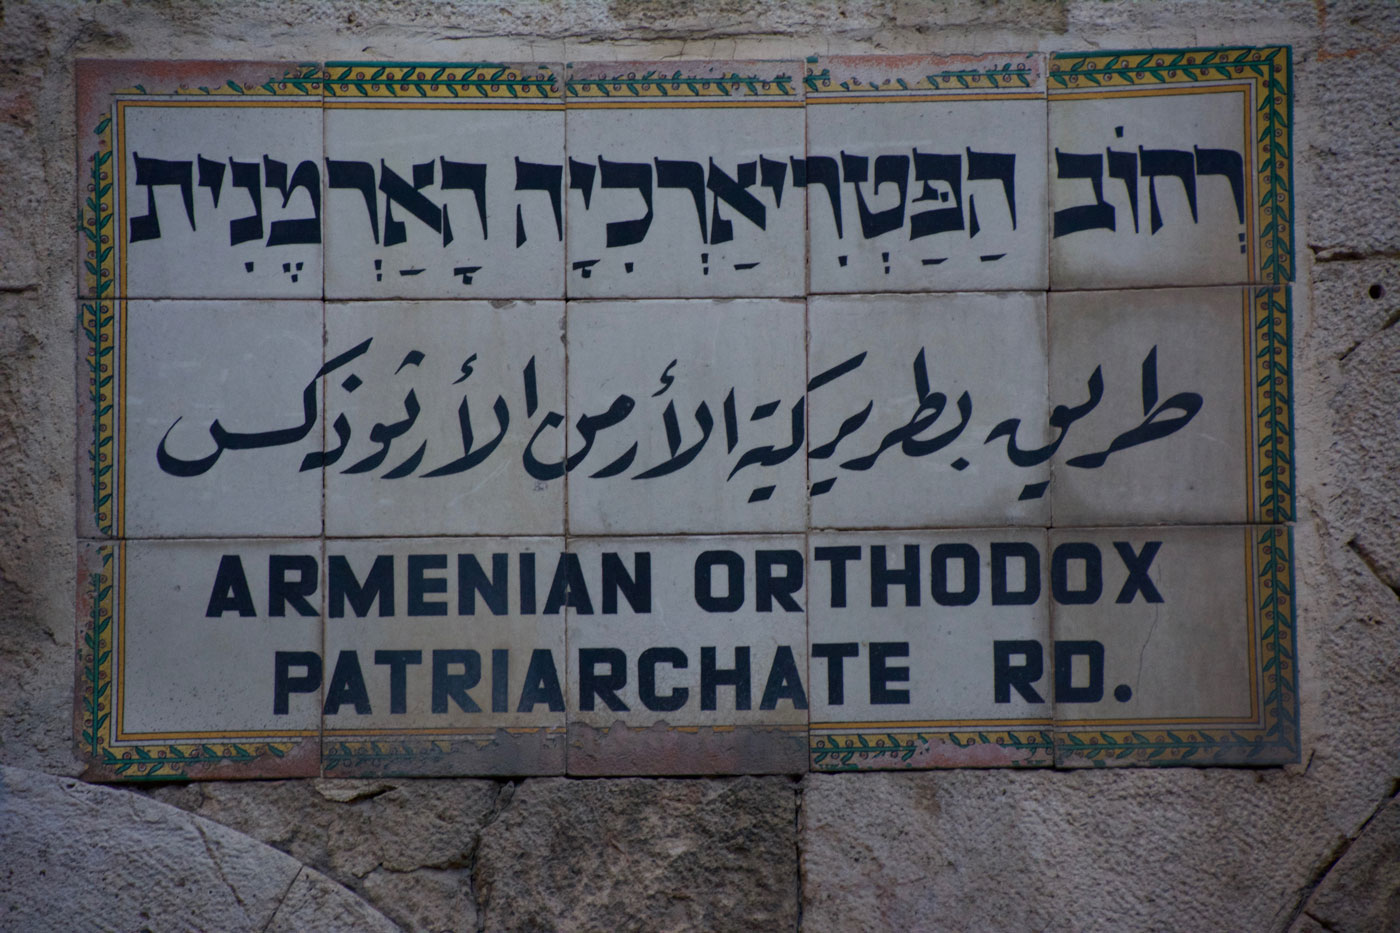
77,62,321,300
804,52,1042,96
566,63,798,100
74,50,1299,777
76,543,314,780
1054,525,1298,766
324,62,560,99
1251,286,1295,523
1049,47,1294,284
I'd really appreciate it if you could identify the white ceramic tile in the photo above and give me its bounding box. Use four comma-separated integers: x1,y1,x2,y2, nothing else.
1048,287,1252,525
1049,88,1255,289
805,54,1047,293
565,299,807,535
808,292,1050,529
808,528,1053,769
565,535,809,774
322,301,565,537
1051,525,1298,766
324,65,565,299
115,539,324,738
565,61,805,298
120,300,324,538
117,95,324,299
321,537,566,776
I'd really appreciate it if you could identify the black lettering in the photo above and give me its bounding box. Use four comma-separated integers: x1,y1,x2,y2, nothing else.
871,544,920,608
1052,542,1103,605
638,646,689,712
993,640,1045,703
458,553,509,615
273,650,321,715
328,554,394,618
1113,541,1164,604
814,545,861,608
492,648,509,713
269,554,318,617
811,642,859,705
991,541,1041,606
578,647,629,712
930,543,980,607
1054,640,1105,703
374,649,421,715
206,554,256,617
408,554,448,616
869,642,910,705
700,646,751,711
759,645,808,710
516,649,565,712
544,552,593,615
602,551,651,613
431,648,481,713
695,550,744,612
756,549,803,612
322,650,371,715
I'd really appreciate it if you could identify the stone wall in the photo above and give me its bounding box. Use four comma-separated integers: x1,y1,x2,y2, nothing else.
1,1,1396,930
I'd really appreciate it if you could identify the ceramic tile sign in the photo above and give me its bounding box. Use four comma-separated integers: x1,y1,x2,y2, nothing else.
321,538,567,776
564,61,806,298
323,63,566,300
81,299,325,540
77,540,323,780
565,299,807,535
805,54,1048,293
566,536,809,775
1048,286,1294,526
75,50,1298,779
808,529,1054,770
807,291,1051,529
322,300,566,538
1052,525,1297,767
1048,48,1294,289
76,60,325,301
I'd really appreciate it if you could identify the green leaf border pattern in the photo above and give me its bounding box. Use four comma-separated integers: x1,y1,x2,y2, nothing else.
1254,287,1294,523
1049,46,1294,285
811,729,1055,771
566,69,795,99
326,63,560,99
804,61,1035,94
77,548,302,781
1054,526,1298,766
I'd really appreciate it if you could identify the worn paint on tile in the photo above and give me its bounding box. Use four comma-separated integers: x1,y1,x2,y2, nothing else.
806,54,1048,293
76,540,322,780
322,300,565,537
1051,525,1298,766
324,63,565,299
566,536,809,775
1048,47,1293,289
564,61,806,298
320,538,566,776
808,529,1054,770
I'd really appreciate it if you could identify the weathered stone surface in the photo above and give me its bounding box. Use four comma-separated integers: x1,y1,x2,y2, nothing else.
1289,793,1400,932
1304,0,1400,258
474,777,799,932
0,765,399,932
145,778,501,932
